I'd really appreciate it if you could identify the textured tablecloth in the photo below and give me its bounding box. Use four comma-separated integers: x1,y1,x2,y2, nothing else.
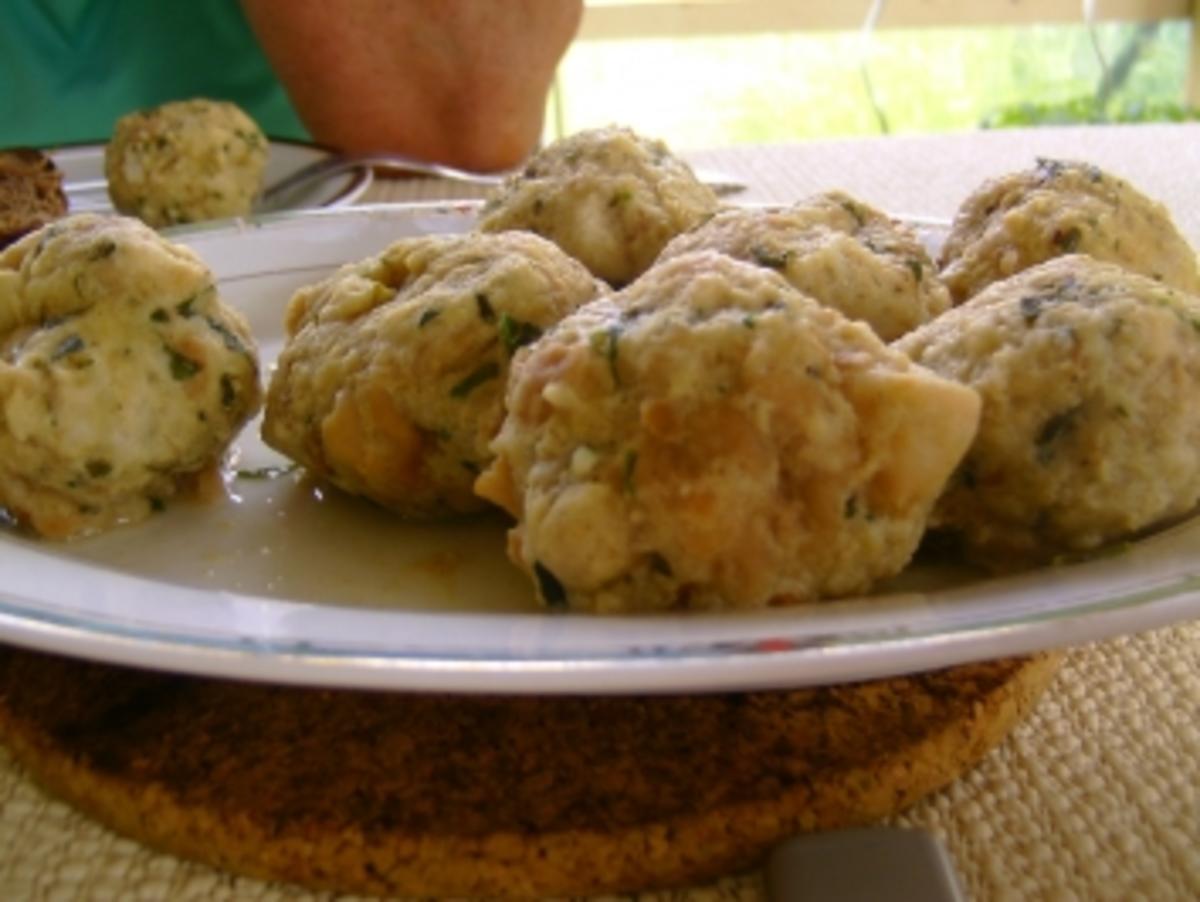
2,124,1199,900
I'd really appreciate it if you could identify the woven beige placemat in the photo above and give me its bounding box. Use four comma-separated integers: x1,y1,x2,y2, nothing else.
1,622,1196,900
364,122,1200,239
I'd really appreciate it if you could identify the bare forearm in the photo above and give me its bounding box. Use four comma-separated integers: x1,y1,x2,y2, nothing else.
241,0,582,170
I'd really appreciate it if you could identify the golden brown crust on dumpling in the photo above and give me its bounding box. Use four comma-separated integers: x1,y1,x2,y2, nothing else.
263,230,604,518
478,251,980,612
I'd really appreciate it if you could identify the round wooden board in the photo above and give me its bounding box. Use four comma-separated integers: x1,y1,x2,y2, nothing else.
0,646,1060,898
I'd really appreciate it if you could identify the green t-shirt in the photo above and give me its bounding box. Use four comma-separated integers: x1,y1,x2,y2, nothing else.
0,0,309,148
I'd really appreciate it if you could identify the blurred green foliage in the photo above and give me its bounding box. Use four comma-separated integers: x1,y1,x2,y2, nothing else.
552,19,1195,148
982,20,1199,127
983,97,1200,127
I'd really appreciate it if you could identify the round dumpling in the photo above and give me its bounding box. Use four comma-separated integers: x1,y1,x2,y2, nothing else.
896,253,1200,565
656,190,950,340
262,230,605,519
105,98,268,227
476,251,981,613
477,125,719,286
939,157,1200,303
0,213,262,539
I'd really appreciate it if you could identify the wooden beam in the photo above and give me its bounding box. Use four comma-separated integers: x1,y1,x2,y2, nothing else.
1190,1,1200,106
578,0,1192,41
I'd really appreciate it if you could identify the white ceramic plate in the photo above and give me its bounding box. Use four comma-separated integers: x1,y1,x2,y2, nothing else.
1,203,1198,694
51,140,372,217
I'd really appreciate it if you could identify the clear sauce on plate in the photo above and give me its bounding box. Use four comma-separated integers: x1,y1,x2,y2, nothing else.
33,436,538,614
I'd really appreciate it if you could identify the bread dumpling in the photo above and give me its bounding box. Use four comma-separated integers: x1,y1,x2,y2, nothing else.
263,230,604,518
0,214,261,539
897,254,1200,565
939,158,1200,303
477,251,981,612
656,190,950,340
478,125,719,286
105,98,268,227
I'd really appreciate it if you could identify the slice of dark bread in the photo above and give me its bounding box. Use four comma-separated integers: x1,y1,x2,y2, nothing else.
0,148,68,248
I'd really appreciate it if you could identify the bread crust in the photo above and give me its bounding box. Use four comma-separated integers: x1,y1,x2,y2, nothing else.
0,149,67,249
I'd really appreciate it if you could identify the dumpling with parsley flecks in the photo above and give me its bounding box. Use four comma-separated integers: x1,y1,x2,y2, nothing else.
656,190,950,341
476,251,981,613
0,213,261,539
262,230,605,519
105,98,268,228
938,157,1200,303
478,125,719,287
897,254,1200,566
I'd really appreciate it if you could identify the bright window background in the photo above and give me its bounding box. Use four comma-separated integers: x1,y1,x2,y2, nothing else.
548,18,1193,149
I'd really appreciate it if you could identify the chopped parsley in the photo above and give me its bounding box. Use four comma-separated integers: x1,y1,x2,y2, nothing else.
1051,227,1082,252
450,360,500,398
533,561,568,608
590,326,622,385
85,459,112,478
839,198,866,227
1035,157,1067,181
166,346,201,380
90,239,116,261
648,552,673,575
609,188,633,207
1035,407,1079,463
205,316,245,353
220,373,237,408
498,312,542,355
622,449,639,494
235,129,265,149
50,334,85,361
475,292,496,322
750,244,790,270
1020,295,1046,324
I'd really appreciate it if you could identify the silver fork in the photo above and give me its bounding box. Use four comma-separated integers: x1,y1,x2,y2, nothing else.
256,151,746,212
257,152,506,211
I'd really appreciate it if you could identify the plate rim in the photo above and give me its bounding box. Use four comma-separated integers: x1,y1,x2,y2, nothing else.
0,561,1195,694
